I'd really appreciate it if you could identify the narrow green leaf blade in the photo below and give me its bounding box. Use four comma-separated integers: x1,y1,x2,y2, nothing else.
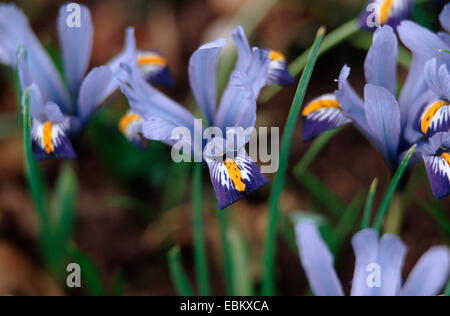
361,178,378,230
168,246,194,296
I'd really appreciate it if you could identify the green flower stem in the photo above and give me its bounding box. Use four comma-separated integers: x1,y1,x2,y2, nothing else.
383,192,404,235
361,178,378,230
372,145,416,233
260,18,360,103
218,209,234,295
192,163,211,296
168,246,194,296
261,27,326,296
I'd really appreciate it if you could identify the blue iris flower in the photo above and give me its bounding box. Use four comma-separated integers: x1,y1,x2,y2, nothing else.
119,26,295,210
359,0,413,31
0,3,172,159
301,7,450,200
295,221,450,296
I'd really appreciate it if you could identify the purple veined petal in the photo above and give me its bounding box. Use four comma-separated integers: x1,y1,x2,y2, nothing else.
301,93,351,141
418,98,450,138
375,234,407,296
440,3,450,33
399,56,428,126
77,66,113,123
231,26,252,73
397,21,450,66
0,4,71,112
364,84,401,167
118,110,148,150
57,3,93,97
31,118,76,160
400,246,450,296
295,221,344,296
364,25,398,95
45,101,65,123
350,229,380,296
137,51,175,87
215,71,256,131
265,50,296,87
25,83,46,122
119,63,197,133
205,144,269,210
424,58,450,101
189,38,227,125
359,0,412,31
102,28,137,100
423,152,450,200
246,48,271,97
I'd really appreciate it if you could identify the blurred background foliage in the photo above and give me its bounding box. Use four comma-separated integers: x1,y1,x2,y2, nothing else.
0,0,448,295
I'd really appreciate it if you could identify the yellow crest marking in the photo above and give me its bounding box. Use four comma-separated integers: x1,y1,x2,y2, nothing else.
421,100,449,135
442,153,450,166
119,112,142,133
43,121,54,154
224,158,246,192
379,0,394,25
137,55,167,67
269,50,286,62
302,99,340,117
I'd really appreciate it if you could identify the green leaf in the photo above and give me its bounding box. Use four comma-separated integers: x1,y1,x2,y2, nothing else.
262,27,326,296
192,163,211,296
440,49,450,54
167,246,194,296
445,280,450,296
260,19,360,103
68,244,105,296
372,145,416,232
217,209,234,295
361,178,378,230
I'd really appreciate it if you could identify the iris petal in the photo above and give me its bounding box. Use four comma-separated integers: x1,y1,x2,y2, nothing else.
423,153,450,200
57,3,93,97
440,4,450,34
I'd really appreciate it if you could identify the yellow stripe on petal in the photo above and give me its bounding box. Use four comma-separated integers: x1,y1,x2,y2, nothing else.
224,158,246,192
43,121,54,154
269,50,286,62
119,112,142,133
137,55,167,67
442,153,450,166
421,100,449,135
379,0,394,25
302,99,340,117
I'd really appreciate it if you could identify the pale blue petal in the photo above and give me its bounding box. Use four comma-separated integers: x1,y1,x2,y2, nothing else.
440,4,450,33
364,26,398,95
119,63,196,132
17,47,31,90
350,229,379,296
400,246,450,296
0,4,71,111
215,71,256,131
424,58,450,100
57,3,93,97
364,84,401,168
232,26,252,72
77,66,113,123
189,38,226,125
376,234,407,296
26,83,46,121
141,116,178,145
295,221,344,296
247,48,271,97
45,101,65,123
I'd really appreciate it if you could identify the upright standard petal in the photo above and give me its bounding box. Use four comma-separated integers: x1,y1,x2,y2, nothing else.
119,63,197,132
25,83,46,122
0,4,71,111
302,93,350,141
295,221,344,296
57,3,93,97
364,26,398,95
189,38,226,125
215,71,257,131
423,58,450,101
231,26,252,73
364,84,401,168
350,229,380,296
77,66,113,123
400,246,450,296
376,234,407,296
359,0,412,31
205,139,269,210
440,4,450,34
